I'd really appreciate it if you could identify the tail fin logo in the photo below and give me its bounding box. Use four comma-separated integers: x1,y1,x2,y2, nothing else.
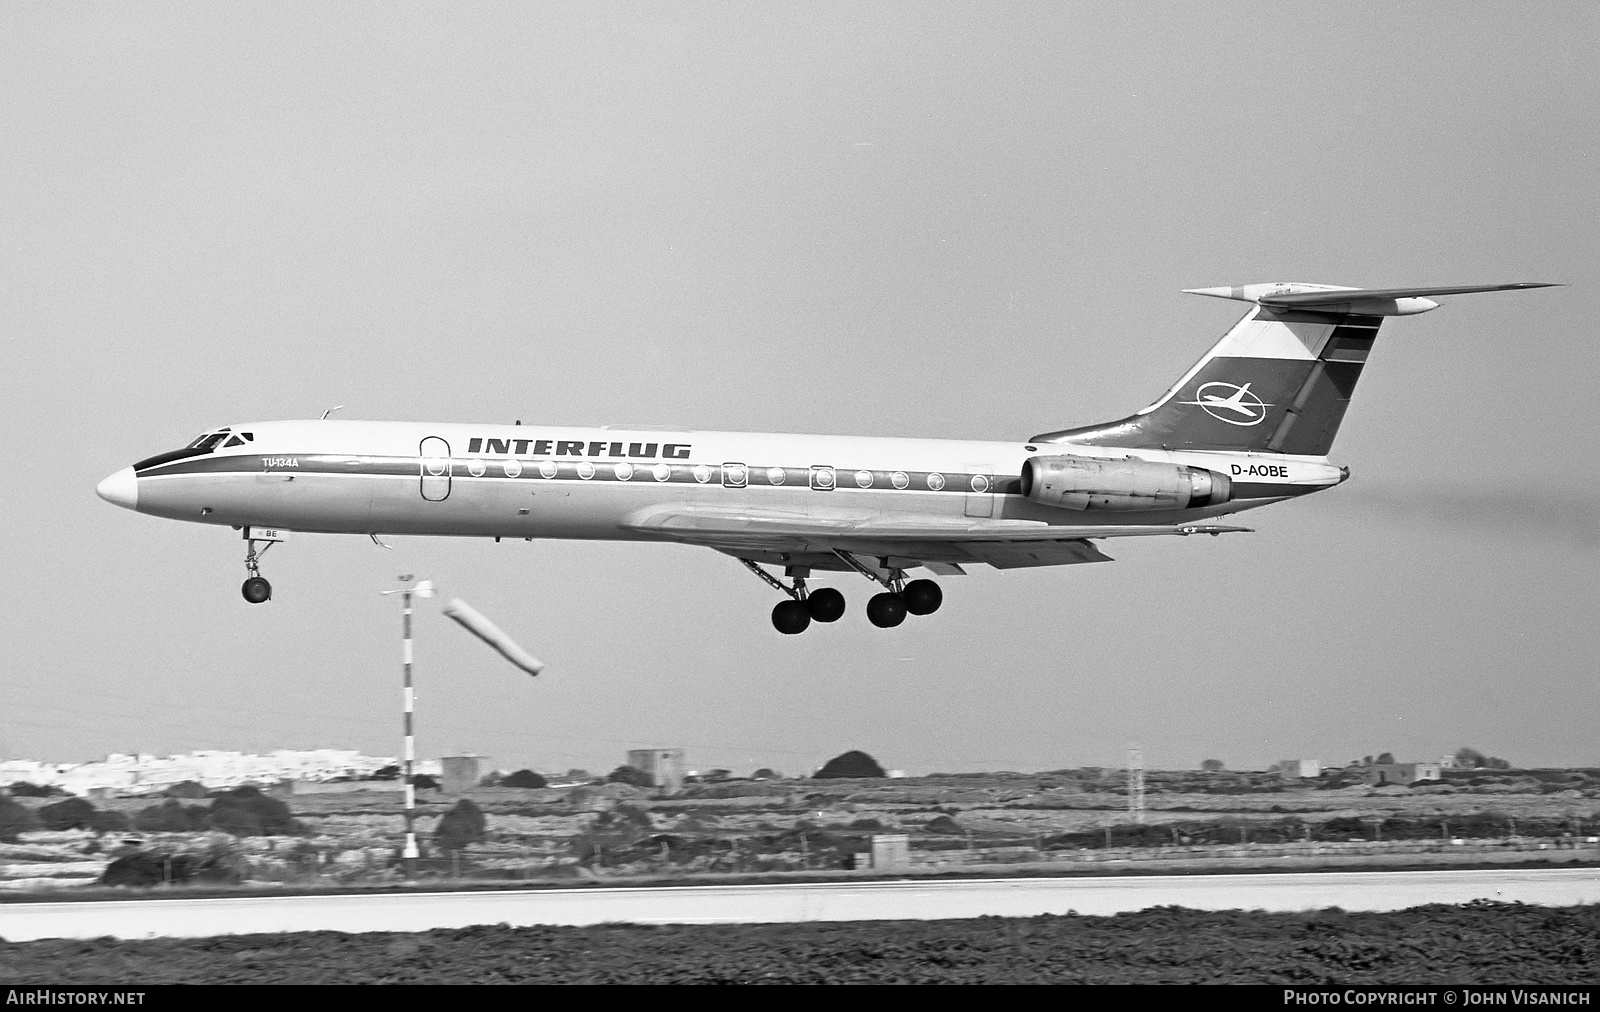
1179,381,1272,426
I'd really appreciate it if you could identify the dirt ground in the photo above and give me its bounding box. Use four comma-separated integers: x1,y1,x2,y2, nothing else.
2,901,1595,984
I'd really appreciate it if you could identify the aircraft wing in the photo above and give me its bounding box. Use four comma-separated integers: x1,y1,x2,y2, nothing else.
621,505,1249,572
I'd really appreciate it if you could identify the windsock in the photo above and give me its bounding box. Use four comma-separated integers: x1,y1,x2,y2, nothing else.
442,598,543,677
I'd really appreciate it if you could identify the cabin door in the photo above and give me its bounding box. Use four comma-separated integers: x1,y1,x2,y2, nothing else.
419,436,452,501
963,471,993,518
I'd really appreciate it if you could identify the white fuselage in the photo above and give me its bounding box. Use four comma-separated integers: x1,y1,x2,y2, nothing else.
104,419,1342,545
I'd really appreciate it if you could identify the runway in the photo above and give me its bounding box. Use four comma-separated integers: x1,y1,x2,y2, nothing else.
2,868,1596,941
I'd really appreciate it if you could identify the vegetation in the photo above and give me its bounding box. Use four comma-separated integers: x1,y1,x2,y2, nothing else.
1199,759,1225,771
1031,811,1591,851
4,781,62,798
4,763,1597,894
89,809,132,833
101,848,240,887
134,799,211,832
208,787,301,837
0,794,42,840
435,799,487,852
37,797,98,831
606,765,654,788
814,751,886,779
1455,747,1513,770
502,769,547,789
570,804,655,863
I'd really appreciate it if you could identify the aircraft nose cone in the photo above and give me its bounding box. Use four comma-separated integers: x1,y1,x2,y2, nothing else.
96,466,138,510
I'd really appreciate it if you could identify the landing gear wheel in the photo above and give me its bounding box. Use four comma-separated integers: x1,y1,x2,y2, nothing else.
805,587,846,623
771,599,812,635
903,579,942,616
866,592,907,628
241,576,273,604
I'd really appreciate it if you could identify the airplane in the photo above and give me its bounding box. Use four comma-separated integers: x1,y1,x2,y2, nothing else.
96,281,1554,634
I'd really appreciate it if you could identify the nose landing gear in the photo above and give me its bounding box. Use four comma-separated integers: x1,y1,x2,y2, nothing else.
240,533,275,604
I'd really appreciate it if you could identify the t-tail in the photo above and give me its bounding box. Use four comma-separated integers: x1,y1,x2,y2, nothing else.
1034,282,1557,455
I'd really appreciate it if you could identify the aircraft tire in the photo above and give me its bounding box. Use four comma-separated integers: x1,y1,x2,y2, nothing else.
903,579,942,616
771,599,811,635
866,592,907,628
805,587,846,623
241,576,272,604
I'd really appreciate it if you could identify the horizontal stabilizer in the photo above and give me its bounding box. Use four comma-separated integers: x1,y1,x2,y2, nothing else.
1184,282,1558,316
1255,282,1557,306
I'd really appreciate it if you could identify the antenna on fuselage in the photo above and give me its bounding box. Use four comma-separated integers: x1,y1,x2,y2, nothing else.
320,405,345,420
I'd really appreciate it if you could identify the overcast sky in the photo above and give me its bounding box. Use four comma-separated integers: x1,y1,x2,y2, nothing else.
3,2,1596,777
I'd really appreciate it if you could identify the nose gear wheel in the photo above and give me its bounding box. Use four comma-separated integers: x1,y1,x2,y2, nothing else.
241,576,272,603
241,536,275,604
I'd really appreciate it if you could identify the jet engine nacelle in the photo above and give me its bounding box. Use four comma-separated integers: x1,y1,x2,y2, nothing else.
1019,454,1232,511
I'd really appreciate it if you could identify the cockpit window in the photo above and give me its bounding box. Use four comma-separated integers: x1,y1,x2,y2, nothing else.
136,428,239,472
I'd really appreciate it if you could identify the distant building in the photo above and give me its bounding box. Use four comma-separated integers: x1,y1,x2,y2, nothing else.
626,748,686,793
868,834,911,870
440,756,482,794
1277,759,1322,780
1363,762,1442,787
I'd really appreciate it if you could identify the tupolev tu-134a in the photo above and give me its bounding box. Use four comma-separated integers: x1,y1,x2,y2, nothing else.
97,282,1553,634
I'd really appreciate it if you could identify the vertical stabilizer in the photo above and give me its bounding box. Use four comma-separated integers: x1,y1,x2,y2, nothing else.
1032,282,1555,456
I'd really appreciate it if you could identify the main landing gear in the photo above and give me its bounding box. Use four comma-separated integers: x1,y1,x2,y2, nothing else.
241,534,274,604
739,553,943,634
833,549,942,628
740,560,847,635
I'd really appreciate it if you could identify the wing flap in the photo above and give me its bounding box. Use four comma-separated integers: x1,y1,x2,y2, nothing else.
958,539,1114,570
